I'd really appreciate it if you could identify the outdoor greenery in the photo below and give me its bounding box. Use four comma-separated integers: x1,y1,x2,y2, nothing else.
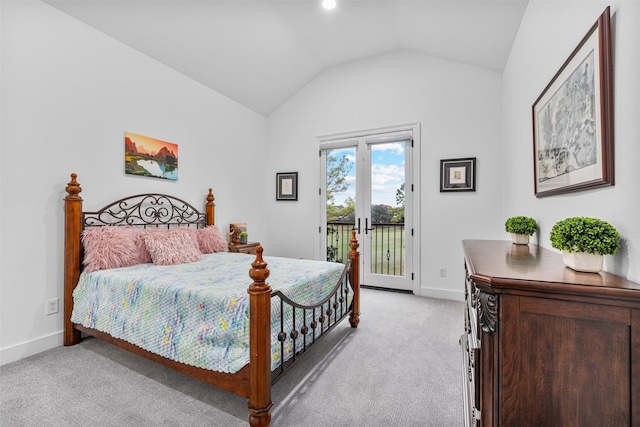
326,222,405,276
326,153,353,222
549,216,620,255
326,154,405,223
504,216,538,236
325,152,405,272
369,225,405,275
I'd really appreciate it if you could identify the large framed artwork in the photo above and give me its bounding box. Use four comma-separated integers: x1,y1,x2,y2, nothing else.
125,131,179,181
440,157,476,192
532,7,613,197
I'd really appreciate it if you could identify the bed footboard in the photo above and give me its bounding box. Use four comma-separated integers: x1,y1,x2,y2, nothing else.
270,231,360,383
348,232,360,328
246,233,359,427
248,247,273,427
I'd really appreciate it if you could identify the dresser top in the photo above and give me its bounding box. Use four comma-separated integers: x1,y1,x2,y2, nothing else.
463,240,640,301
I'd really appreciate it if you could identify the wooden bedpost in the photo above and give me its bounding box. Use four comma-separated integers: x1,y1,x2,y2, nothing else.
247,246,273,427
64,173,83,346
348,230,360,328
205,188,215,226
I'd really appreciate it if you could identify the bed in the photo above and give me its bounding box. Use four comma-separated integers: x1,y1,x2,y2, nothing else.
63,173,361,427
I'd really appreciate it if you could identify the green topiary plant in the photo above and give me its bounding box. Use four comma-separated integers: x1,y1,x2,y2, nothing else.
549,216,620,255
504,216,538,236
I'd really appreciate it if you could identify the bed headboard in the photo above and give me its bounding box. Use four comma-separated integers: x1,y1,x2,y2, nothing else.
64,173,215,230
83,192,212,229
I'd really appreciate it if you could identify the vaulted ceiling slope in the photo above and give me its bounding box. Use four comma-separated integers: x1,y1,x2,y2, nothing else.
44,0,528,117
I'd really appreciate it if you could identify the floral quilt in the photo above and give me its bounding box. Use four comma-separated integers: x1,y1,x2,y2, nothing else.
71,252,346,373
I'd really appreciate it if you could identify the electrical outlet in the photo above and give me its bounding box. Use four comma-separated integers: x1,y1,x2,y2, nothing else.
439,268,446,277
45,298,59,315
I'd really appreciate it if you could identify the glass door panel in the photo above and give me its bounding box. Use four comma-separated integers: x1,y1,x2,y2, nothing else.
320,131,412,292
323,147,356,265
363,141,409,290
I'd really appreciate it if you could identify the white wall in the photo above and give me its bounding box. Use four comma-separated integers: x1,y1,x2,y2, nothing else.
502,0,640,282
4,0,638,367
267,50,504,300
0,1,268,364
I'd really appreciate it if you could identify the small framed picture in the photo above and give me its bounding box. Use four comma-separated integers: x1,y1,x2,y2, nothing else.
276,172,298,201
440,157,476,192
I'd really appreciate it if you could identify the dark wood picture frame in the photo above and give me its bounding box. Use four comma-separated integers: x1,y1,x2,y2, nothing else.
532,7,613,197
276,172,298,201
440,157,476,192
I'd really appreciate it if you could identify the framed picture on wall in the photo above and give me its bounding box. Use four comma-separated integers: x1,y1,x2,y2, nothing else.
440,157,476,192
532,7,613,197
125,131,179,181
276,172,298,201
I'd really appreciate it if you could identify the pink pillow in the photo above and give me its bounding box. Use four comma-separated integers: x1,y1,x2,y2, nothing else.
132,232,149,263
197,226,229,253
82,226,147,272
143,228,202,265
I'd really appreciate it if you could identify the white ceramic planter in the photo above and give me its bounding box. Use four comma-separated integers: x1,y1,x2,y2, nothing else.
510,233,530,245
562,251,604,273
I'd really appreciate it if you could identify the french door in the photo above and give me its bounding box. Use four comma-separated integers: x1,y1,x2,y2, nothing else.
320,128,414,292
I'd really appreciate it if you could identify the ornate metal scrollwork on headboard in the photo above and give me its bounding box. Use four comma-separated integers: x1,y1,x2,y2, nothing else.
476,289,498,334
83,194,206,229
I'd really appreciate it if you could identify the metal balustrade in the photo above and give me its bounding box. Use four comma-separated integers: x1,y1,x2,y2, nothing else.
326,222,405,276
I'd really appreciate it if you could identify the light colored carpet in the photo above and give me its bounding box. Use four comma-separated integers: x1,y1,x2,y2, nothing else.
1,288,464,426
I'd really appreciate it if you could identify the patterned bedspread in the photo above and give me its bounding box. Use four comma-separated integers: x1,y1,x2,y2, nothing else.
71,252,346,373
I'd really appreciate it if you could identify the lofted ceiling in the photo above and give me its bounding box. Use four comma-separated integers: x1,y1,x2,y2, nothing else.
44,0,529,116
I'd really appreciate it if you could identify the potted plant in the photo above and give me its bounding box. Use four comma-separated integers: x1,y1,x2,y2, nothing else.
504,216,537,245
549,216,620,273
240,232,248,244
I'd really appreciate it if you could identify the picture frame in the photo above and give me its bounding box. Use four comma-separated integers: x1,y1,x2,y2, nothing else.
440,157,476,192
276,172,298,201
532,7,613,198
125,131,179,181
228,223,247,245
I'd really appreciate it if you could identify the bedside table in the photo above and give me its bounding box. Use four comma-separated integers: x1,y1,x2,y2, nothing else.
228,242,260,255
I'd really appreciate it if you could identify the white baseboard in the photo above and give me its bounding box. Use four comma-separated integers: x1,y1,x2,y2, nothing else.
0,330,63,366
419,287,464,301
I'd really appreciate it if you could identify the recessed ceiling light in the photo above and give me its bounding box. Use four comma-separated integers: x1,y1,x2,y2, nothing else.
322,0,336,10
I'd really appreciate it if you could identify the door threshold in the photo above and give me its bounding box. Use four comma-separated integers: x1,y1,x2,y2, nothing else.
360,285,413,294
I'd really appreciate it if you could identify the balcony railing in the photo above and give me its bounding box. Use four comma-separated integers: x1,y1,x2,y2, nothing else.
326,221,405,277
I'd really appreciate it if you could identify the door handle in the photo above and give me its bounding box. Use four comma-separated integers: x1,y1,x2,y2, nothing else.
352,218,361,234
364,218,375,234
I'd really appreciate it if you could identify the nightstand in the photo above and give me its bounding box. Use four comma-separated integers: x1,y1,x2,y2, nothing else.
228,242,260,255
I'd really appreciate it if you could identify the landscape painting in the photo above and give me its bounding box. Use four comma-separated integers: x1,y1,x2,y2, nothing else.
125,131,179,181
532,7,613,197
535,52,596,183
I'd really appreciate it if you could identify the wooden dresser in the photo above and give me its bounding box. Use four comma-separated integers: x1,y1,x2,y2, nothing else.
228,242,260,255
461,240,640,427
